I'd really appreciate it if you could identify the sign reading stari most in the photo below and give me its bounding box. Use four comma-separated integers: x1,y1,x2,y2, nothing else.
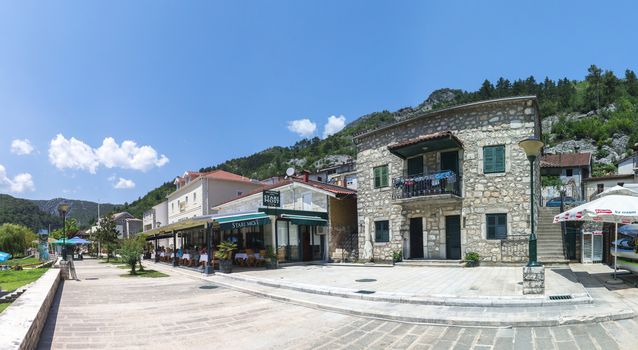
263,190,281,207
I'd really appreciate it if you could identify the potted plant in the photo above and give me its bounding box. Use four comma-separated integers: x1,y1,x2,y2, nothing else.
265,245,278,269
464,251,480,267
215,240,237,273
392,250,403,263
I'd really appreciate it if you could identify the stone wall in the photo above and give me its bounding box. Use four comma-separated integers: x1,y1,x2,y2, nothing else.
0,268,61,349
355,98,541,263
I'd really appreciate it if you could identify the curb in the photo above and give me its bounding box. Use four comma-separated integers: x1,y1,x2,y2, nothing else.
146,262,636,328
216,272,594,308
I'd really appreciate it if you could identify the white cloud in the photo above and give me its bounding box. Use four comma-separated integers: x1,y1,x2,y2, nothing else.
287,118,317,137
113,177,135,189
48,134,169,173
10,139,35,155
323,115,346,138
0,164,35,193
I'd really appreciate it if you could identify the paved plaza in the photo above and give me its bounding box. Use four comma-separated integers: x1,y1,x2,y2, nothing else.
37,260,638,349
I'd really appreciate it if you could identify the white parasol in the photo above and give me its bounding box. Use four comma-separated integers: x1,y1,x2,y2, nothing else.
554,188,638,278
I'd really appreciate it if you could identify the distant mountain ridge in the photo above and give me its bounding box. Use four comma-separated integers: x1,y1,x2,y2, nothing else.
0,194,119,230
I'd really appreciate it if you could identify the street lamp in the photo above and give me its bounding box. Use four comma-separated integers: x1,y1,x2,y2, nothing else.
518,136,544,267
58,202,70,261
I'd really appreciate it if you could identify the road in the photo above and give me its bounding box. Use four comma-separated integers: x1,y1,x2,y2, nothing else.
38,260,638,349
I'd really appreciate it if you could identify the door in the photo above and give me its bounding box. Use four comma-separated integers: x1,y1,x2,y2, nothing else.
407,156,424,176
445,215,461,260
409,218,424,259
301,225,312,261
440,151,459,175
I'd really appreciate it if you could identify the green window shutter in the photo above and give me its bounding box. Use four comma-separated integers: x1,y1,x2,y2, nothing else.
494,145,505,172
486,214,507,240
381,165,389,187
487,214,496,239
373,167,380,188
484,145,505,173
375,220,389,242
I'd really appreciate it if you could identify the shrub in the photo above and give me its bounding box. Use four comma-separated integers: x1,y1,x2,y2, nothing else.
464,252,480,262
214,241,237,260
119,238,143,275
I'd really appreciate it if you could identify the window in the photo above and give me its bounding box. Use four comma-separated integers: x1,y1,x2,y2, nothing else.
483,145,505,173
185,196,188,204
486,214,507,240
302,193,312,210
193,193,196,202
374,220,390,242
237,191,243,196
171,203,174,211
597,184,604,194
565,169,573,177
373,165,389,188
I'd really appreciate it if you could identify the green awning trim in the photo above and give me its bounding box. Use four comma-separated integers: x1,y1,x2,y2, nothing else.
215,213,271,231
280,214,328,226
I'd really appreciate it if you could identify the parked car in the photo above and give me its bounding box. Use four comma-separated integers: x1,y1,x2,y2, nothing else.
546,196,581,207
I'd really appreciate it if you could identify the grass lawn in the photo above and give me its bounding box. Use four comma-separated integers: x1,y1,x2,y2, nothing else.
0,268,49,292
119,269,168,278
0,302,10,314
99,257,125,264
4,257,41,267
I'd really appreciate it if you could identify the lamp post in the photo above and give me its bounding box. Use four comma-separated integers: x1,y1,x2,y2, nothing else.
518,136,544,267
58,202,70,261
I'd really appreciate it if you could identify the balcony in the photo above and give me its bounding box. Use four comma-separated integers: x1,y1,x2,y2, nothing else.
392,170,462,201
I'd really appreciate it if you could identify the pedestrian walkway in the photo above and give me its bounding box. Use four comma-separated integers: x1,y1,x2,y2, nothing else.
146,261,636,327
38,259,638,349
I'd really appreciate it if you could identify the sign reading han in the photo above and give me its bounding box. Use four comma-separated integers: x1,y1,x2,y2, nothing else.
263,190,280,207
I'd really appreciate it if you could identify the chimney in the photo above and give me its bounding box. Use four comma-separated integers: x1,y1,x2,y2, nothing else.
302,170,310,182
574,145,580,153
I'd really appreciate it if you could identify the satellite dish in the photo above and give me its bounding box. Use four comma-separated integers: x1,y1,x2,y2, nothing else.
286,167,295,177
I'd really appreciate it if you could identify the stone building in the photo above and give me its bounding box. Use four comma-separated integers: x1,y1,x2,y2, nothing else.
353,96,541,264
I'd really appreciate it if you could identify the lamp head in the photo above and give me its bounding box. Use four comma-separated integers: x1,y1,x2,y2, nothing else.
518,136,544,157
58,202,70,216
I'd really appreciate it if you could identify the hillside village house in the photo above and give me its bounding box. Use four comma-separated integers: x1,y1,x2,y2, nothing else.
167,170,264,224
353,96,541,264
142,201,168,232
540,152,592,203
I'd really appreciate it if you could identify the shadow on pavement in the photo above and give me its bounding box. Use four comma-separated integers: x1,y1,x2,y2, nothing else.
36,280,65,350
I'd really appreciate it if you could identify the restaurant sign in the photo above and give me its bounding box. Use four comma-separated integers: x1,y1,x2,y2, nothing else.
263,190,281,207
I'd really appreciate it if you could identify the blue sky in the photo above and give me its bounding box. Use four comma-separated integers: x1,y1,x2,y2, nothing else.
0,0,636,204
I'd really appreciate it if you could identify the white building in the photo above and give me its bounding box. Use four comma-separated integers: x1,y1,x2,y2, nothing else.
143,201,168,232
167,170,264,224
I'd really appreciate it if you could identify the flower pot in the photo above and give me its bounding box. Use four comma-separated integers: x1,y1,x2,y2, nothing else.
466,260,479,267
266,257,278,269
219,259,233,273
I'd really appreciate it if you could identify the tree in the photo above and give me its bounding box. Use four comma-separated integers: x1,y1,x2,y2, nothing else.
94,216,119,262
624,69,638,97
0,223,36,256
585,64,603,111
478,79,495,99
494,77,511,97
602,70,619,106
119,237,143,275
50,218,79,240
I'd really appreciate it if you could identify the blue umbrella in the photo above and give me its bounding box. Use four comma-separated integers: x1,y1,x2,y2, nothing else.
618,224,638,237
0,251,11,263
68,237,91,244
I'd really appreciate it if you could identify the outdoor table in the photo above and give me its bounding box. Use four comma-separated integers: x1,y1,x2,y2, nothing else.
199,254,208,262
235,253,249,261
183,254,191,260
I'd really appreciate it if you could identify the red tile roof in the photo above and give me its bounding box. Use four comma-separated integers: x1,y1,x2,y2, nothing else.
203,170,254,183
387,131,463,150
540,153,592,168
213,177,356,208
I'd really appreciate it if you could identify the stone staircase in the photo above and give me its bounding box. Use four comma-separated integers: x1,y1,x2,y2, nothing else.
537,207,569,265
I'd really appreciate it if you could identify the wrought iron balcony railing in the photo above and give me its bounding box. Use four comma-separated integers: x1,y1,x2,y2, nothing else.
392,170,461,200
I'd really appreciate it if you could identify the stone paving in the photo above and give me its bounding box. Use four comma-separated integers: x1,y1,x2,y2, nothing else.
232,264,587,299
37,260,638,349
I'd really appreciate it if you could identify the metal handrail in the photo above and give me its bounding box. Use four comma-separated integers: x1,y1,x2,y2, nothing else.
392,170,461,200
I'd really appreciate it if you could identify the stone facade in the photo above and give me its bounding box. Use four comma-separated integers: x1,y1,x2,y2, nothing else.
354,97,541,264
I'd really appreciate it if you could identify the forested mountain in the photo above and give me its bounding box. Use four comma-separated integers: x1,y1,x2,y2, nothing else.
67,65,638,221
0,194,119,230
0,194,61,231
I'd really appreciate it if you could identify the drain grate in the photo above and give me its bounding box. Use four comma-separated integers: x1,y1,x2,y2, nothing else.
355,278,377,283
199,285,218,290
549,295,572,301
355,290,376,295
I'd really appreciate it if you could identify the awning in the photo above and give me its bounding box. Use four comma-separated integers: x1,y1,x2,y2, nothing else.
280,214,328,226
388,131,463,159
214,213,271,231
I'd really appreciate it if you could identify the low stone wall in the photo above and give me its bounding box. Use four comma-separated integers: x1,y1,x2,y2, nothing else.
0,268,61,350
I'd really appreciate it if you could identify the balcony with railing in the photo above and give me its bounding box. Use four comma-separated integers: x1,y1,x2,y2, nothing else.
392,170,462,201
